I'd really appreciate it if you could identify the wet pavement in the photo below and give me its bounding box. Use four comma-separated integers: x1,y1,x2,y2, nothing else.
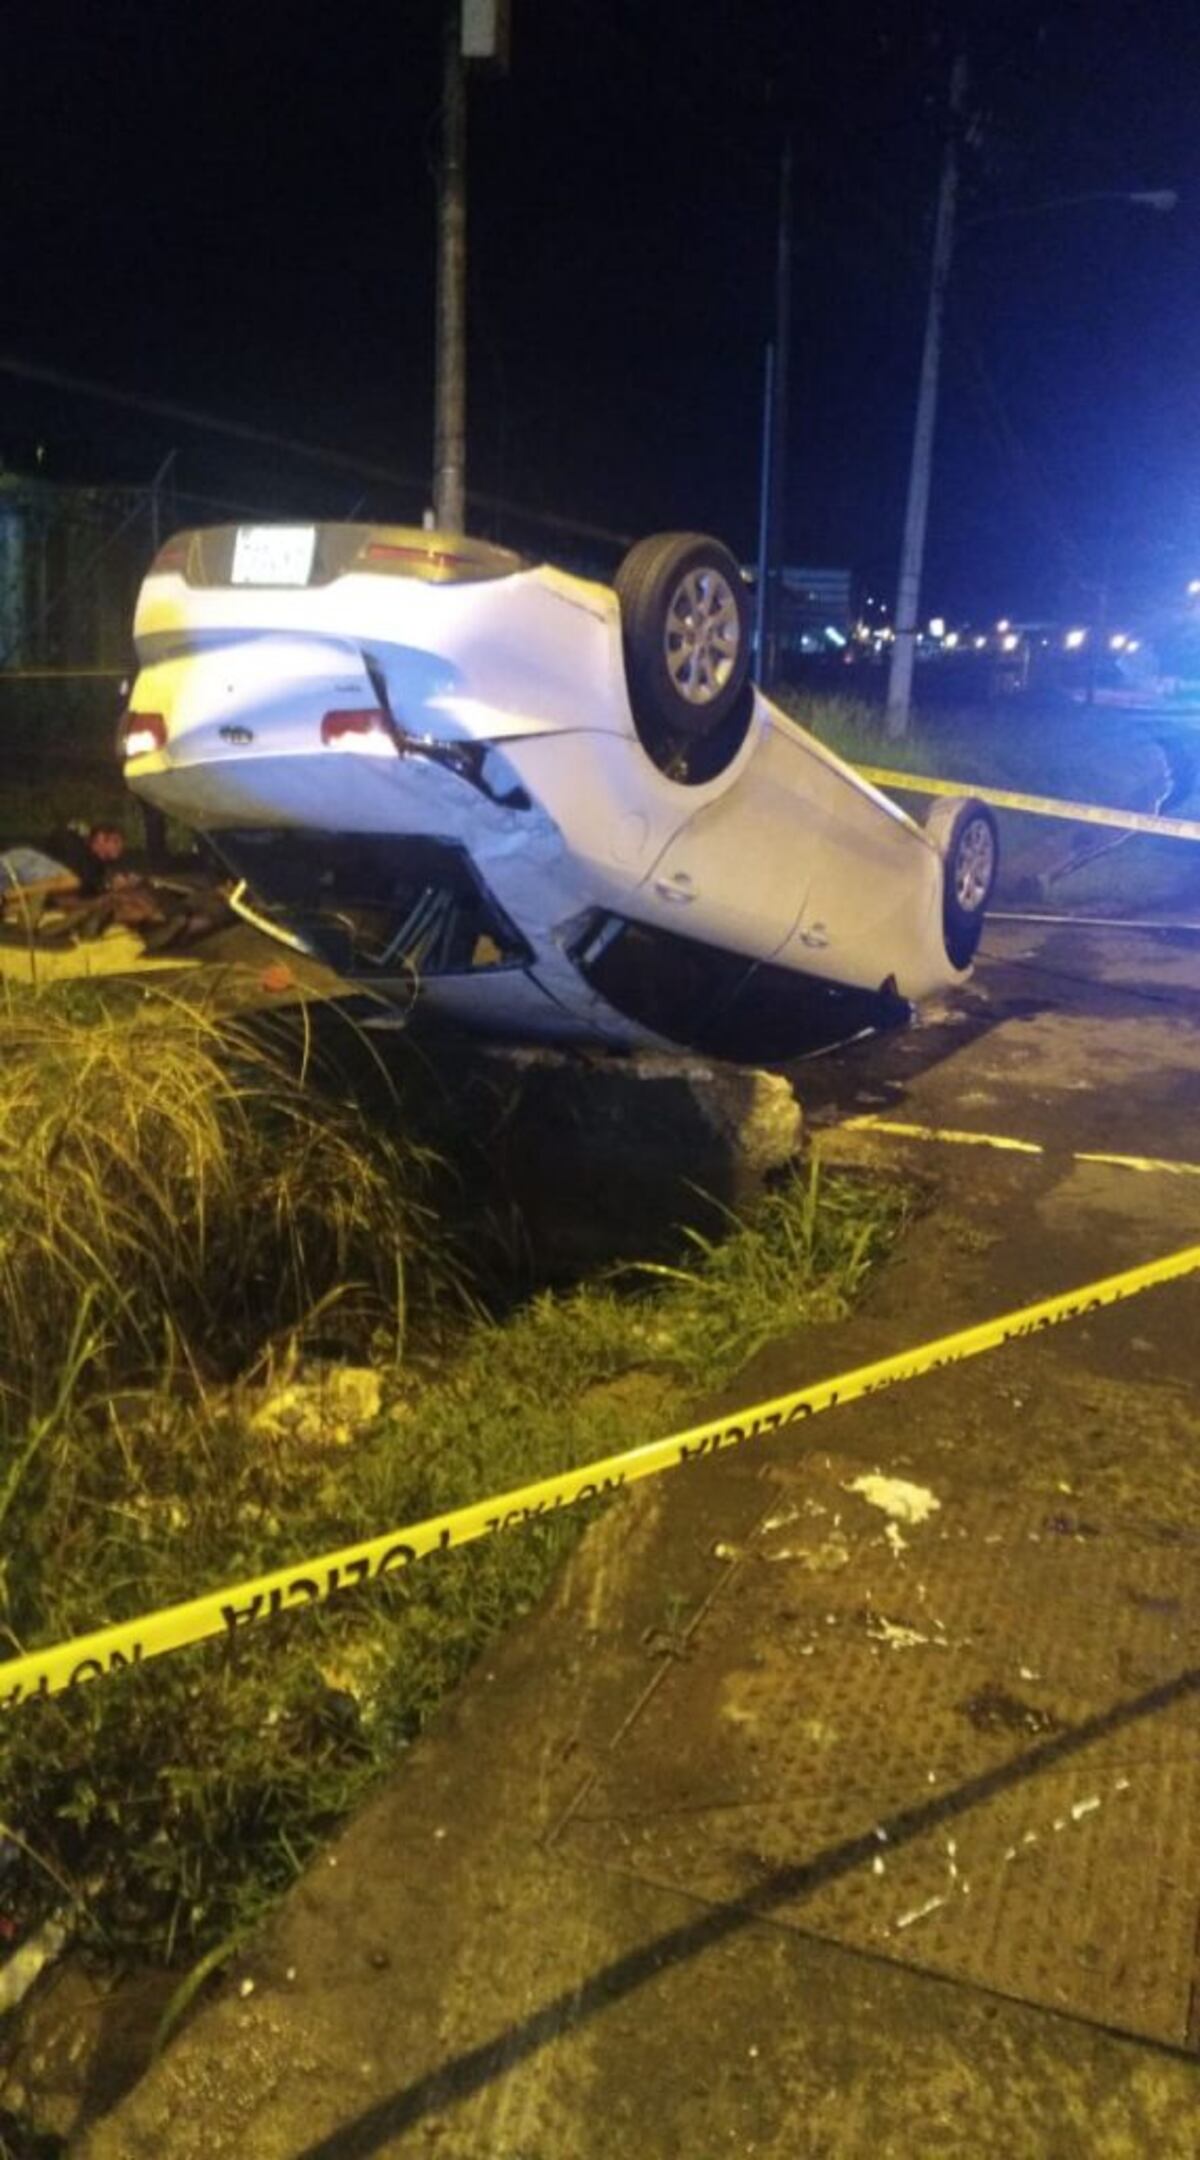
72,914,1200,2157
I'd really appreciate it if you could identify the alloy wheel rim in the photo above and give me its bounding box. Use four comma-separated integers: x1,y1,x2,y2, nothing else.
663,567,740,704
955,817,996,911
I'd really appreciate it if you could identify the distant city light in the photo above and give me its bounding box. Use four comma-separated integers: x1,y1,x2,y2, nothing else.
1126,638,1141,653
1001,632,1020,652
974,635,987,650
1110,632,1128,651
996,618,1010,634
929,616,946,639
824,624,847,647
1065,628,1087,649
943,631,959,649
1189,580,1200,597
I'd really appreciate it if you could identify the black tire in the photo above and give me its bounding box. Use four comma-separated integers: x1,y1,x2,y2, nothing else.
615,533,752,772
924,796,998,969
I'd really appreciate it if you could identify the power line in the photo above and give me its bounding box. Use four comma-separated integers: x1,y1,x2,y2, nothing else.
0,352,632,548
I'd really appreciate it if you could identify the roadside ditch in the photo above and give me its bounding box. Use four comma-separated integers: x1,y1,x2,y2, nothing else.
0,976,914,2152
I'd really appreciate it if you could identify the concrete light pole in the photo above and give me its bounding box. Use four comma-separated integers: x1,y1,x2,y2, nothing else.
884,113,1177,740
885,53,967,739
753,342,775,677
757,140,793,691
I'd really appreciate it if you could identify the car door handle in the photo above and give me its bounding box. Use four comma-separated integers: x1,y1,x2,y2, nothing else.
653,874,696,904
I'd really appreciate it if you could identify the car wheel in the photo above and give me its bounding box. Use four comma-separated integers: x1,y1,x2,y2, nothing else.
924,795,998,969
615,533,753,777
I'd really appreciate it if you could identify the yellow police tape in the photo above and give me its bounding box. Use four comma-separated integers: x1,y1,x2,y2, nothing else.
5,1238,1200,1709
857,766,1200,844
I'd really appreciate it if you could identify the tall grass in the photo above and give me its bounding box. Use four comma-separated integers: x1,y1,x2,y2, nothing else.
0,978,909,1964
0,984,448,1426
627,1162,897,1372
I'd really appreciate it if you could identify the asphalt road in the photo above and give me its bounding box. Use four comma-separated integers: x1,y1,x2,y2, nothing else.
60,913,1200,2156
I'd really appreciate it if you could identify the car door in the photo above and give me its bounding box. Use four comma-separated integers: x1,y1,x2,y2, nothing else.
637,715,811,960
768,729,937,991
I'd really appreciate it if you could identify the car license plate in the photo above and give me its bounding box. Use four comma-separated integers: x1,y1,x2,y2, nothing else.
231,525,316,586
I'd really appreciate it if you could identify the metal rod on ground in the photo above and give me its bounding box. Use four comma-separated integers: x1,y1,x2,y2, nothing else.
885,52,967,740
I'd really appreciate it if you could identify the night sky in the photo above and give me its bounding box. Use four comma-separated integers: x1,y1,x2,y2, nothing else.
3,0,1199,622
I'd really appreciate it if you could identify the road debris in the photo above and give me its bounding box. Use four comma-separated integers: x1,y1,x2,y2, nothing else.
864,1608,951,1650
845,1474,942,1526
894,1893,948,1931
0,1914,68,2017
764,1532,850,1571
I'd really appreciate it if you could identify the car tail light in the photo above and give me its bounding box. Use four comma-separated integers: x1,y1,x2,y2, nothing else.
364,540,478,572
119,711,167,758
319,707,396,750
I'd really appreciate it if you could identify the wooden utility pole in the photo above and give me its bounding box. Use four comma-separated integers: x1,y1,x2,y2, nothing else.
432,5,510,533
885,53,968,738
433,1,468,532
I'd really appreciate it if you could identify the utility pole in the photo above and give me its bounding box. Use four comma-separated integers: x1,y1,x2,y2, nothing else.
433,0,468,532
753,342,775,676
758,139,793,691
432,4,511,533
885,52,968,738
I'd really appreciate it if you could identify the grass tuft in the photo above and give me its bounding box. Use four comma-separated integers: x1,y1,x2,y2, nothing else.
0,982,449,1424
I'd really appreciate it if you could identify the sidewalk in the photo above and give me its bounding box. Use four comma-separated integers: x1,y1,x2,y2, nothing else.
77,918,1200,2157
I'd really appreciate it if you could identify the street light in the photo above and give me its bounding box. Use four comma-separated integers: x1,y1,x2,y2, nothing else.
883,126,1178,738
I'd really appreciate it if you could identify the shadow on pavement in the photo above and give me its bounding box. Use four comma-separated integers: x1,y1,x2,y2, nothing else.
785,979,1051,1126
292,1663,1200,2160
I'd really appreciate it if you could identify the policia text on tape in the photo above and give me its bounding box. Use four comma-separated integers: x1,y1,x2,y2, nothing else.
5,1239,1200,1710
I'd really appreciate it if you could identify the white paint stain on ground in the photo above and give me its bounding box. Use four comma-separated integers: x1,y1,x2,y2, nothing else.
844,1474,942,1526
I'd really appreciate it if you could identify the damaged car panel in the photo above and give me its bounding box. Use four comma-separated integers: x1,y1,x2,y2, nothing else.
120,521,997,1060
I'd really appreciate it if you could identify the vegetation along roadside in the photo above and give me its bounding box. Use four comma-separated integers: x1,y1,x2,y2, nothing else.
0,977,909,1990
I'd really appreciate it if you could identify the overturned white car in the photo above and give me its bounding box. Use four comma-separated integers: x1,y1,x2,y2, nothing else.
120,524,997,1061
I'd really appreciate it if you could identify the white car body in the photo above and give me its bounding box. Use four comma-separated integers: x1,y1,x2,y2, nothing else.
121,523,981,1062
